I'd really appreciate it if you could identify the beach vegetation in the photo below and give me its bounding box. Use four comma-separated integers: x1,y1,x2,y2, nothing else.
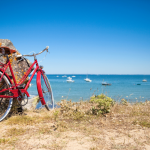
0,138,10,145
57,99,85,120
53,110,59,121
38,127,52,134
6,128,26,137
0,95,150,149
6,115,40,125
133,119,150,128
120,98,128,105
90,94,115,115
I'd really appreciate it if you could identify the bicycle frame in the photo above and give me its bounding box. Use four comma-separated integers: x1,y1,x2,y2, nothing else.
0,57,43,99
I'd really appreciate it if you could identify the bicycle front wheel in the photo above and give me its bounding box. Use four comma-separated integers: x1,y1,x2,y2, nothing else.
37,71,54,110
0,72,13,122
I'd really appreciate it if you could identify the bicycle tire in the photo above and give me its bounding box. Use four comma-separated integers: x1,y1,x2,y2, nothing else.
0,72,13,122
37,71,54,110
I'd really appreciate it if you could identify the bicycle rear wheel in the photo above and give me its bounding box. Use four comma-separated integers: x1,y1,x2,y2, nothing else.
37,71,54,110
0,72,13,122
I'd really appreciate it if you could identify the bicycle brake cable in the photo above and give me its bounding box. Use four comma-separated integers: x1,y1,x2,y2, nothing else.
38,50,49,64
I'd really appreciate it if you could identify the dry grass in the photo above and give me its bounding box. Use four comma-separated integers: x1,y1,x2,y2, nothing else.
6,128,26,137
0,98,150,149
0,138,10,145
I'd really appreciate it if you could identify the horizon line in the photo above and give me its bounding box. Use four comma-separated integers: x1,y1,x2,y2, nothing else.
46,74,150,75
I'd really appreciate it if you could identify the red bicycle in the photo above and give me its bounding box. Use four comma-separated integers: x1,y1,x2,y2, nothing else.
0,46,54,122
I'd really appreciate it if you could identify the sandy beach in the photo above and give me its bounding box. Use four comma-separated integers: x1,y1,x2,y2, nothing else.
0,98,150,150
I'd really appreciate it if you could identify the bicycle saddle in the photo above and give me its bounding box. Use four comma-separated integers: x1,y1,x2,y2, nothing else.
0,46,16,54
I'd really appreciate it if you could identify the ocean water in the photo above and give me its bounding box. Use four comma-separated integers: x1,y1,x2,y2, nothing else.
28,75,150,108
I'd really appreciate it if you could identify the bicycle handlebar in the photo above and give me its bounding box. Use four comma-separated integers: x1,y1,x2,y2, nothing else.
22,46,49,57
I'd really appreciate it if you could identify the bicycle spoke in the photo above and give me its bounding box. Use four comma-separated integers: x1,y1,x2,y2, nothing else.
38,73,54,110
0,73,12,122
42,90,49,93
0,98,9,114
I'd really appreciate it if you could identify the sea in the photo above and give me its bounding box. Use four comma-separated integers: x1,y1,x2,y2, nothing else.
28,75,150,108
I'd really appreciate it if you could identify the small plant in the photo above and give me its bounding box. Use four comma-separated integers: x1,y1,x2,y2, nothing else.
132,119,150,128
57,100,77,117
139,120,150,128
57,99,85,120
72,111,84,120
90,94,115,115
53,110,59,121
121,98,128,106
56,121,68,132
39,127,52,134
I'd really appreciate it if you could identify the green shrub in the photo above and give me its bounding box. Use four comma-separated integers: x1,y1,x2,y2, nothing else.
90,94,115,115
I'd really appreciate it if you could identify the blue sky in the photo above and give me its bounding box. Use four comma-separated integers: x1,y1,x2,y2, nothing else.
1,0,150,74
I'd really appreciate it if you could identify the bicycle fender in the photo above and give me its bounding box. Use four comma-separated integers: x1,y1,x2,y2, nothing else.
0,69,13,84
36,71,46,105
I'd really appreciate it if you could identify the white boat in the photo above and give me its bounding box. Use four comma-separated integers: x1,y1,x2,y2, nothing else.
84,74,92,82
56,76,59,77
67,77,72,80
62,75,67,77
142,79,147,82
84,78,92,82
72,76,76,77
66,79,74,82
